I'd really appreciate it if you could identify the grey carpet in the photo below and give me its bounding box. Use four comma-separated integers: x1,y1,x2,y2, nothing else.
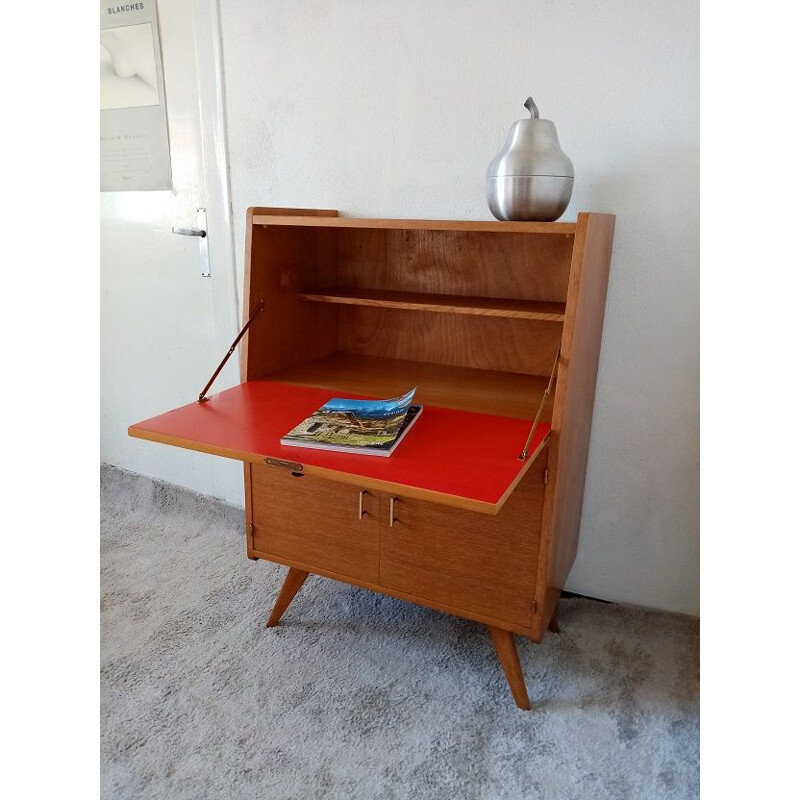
101,464,699,800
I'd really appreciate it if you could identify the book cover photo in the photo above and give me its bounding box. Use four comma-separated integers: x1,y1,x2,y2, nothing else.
280,388,422,457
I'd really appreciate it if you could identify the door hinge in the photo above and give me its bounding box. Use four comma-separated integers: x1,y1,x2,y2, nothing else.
264,457,304,473
246,523,254,537
543,468,549,486
531,600,538,614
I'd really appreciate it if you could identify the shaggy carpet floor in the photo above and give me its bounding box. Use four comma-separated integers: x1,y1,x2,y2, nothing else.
101,465,699,800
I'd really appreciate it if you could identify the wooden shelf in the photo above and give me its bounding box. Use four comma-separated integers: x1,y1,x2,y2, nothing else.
266,352,552,420
252,213,577,235
297,288,566,322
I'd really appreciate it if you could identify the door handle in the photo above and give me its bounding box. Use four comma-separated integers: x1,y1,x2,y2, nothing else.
357,489,370,519
389,496,399,527
171,208,210,277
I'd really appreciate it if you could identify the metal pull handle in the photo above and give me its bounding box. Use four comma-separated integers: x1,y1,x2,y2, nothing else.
172,226,207,237
389,496,399,528
358,489,370,519
172,209,210,277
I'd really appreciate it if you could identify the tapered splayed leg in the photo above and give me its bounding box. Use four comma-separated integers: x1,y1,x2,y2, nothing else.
488,626,531,710
266,567,309,627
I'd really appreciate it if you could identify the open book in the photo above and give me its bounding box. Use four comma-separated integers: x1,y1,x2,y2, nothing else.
280,388,422,457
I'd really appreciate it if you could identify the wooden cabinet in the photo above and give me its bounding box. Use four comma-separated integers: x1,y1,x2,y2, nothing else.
129,207,616,709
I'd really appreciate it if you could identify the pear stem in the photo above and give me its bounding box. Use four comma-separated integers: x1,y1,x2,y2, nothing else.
524,97,540,119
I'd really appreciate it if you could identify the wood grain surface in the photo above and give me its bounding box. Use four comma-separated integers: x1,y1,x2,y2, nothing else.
334,227,573,303
379,462,546,630
251,465,380,584
339,306,562,376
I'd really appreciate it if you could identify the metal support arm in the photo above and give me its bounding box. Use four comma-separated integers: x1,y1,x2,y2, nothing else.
518,346,561,461
198,301,264,403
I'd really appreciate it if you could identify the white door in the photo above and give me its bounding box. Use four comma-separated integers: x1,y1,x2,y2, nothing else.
100,0,243,505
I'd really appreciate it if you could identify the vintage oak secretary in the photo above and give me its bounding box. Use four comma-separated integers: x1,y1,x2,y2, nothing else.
129,207,615,710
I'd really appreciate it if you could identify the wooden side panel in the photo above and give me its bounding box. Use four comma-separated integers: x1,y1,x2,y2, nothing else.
380,460,547,630
535,213,616,633
250,464,380,584
240,207,339,381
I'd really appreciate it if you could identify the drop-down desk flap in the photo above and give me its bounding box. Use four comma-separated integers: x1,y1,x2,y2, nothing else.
129,380,550,514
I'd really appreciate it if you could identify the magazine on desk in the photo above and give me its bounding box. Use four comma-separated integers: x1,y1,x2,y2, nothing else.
280,388,422,457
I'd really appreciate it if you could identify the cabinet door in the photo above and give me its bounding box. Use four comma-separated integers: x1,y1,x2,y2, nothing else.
250,465,379,583
379,462,546,629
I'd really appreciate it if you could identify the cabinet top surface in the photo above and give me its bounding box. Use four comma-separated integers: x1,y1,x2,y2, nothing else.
250,213,578,235
129,381,550,513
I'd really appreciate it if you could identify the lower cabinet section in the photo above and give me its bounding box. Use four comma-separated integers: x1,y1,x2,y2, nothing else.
379,464,544,630
248,458,546,630
250,465,380,583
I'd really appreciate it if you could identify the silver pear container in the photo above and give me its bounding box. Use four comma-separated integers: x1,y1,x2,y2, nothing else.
487,97,574,222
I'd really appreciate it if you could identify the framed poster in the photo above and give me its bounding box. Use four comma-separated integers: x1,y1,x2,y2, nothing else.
100,2,172,191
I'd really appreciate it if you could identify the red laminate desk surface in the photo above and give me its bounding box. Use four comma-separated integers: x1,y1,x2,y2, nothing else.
128,381,550,513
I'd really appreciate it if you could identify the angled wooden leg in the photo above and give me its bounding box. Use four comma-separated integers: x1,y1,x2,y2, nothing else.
266,567,309,627
488,626,531,710
548,614,561,634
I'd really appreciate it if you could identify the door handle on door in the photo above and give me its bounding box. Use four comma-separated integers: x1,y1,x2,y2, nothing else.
172,226,206,237
357,489,370,519
171,208,210,277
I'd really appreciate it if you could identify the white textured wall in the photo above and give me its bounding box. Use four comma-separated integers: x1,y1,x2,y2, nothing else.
219,0,699,614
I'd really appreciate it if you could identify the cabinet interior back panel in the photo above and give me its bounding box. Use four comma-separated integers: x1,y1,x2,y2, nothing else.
338,306,563,376
334,229,574,303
